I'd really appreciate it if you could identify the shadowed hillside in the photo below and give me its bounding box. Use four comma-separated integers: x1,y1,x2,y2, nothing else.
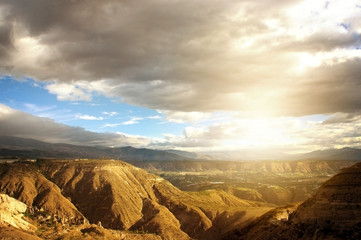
225,162,361,240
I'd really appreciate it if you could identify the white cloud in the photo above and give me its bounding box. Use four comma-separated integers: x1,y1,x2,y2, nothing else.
46,82,93,102
160,110,211,123
122,117,143,125
75,114,104,120
103,123,122,128
150,115,361,154
148,115,162,120
102,111,118,116
0,103,15,115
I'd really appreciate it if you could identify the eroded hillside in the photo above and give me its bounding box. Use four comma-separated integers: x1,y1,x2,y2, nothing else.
225,162,361,240
136,160,357,205
0,160,273,239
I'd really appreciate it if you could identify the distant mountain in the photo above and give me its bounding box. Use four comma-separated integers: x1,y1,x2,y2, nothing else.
293,147,361,161
2,135,361,161
165,149,213,160
0,135,189,161
201,147,361,161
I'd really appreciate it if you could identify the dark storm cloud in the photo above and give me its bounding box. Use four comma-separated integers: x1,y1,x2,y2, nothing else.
0,0,360,116
0,104,151,147
322,112,361,124
285,59,361,116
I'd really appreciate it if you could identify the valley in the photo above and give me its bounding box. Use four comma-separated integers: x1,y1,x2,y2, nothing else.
130,160,356,205
1,158,360,239
0,137,360,239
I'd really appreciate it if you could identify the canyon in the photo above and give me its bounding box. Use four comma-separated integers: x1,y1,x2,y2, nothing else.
0,159,360,239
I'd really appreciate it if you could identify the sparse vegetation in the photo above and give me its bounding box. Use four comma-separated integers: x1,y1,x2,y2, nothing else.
1,159,360,240
140,160,354,205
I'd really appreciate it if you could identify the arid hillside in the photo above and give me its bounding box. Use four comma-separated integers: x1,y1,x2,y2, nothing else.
130,159,356,174
225,162,361,240
135,160,356,205
0,160,272,240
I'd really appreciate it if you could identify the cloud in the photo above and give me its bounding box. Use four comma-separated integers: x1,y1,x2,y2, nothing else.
103,117,145,128
0,103,150,147
2,103,361,154
322,112,361,124
46,82,93,101
122,117,143,125
103,123,122,128
0,0,360,117
24,103,56,113
75,114,104,120
160,110,211,123
147,115,162,120
151,115,361,153
102,111,118,116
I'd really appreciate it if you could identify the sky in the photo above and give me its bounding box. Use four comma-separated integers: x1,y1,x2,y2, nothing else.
0,0,361,156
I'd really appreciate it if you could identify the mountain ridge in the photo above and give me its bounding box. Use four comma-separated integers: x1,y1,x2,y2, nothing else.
0,135,189,161
2,135,361,161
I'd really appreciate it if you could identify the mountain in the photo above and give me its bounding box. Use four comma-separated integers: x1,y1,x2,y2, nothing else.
0,135,189,161
225,162,361,240
0,189,161,240
201,147,361,161
0,160,272,239
165,149,213,160
2,135,361,161
293,147,361,161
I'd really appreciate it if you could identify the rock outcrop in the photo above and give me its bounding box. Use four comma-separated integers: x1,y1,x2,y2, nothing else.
0,193,36,232
291,162,361,232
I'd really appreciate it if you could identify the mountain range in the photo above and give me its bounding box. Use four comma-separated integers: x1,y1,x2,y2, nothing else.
2,135,361,161
0,135,188,161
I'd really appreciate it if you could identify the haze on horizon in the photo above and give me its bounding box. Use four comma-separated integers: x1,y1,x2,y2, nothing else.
0,0,361,155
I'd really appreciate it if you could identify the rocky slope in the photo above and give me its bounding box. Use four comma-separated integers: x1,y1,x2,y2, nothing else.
0,163,86,225
0,193,43,240
0,193,36,232
226,162,361,240
291,161,361,232
0,160,272,239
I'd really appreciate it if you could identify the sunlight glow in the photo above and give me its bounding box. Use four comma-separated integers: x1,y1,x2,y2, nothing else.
296,48,361,73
